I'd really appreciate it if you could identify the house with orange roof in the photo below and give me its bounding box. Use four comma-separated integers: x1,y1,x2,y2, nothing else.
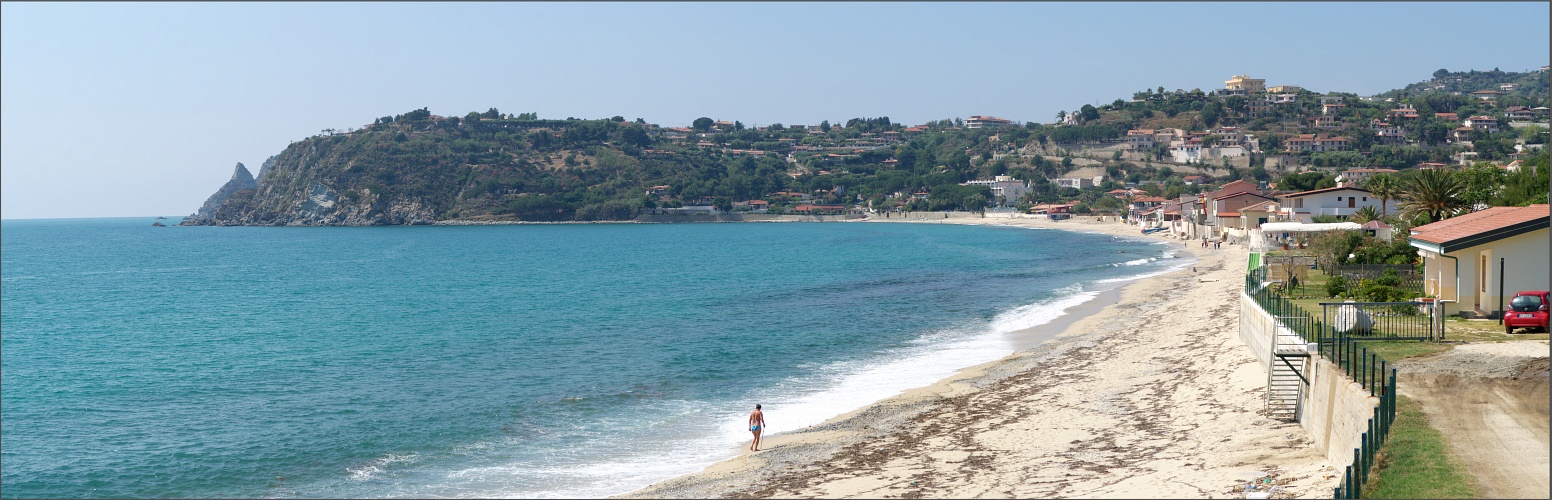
1233,199,1286,232
1409,204,1550,317
1504,106,1535,122
1470,89,1504,101
1209,191,1277,237
1463,115,1500,134
1127,129,1156,150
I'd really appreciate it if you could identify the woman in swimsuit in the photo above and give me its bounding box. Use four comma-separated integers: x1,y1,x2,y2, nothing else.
748,404,765,451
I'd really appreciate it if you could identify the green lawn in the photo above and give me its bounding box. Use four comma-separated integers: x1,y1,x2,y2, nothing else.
1362,395,1479,499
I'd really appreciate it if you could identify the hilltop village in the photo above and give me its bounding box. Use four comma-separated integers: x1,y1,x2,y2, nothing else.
186,68,1547,227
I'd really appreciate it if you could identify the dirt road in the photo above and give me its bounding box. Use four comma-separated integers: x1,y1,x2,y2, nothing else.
1395,341,1550,499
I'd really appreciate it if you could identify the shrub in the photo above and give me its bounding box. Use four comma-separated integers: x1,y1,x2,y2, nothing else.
1326,275,1349,298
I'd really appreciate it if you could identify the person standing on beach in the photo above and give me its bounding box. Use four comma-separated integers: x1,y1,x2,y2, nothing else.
748,404,766,451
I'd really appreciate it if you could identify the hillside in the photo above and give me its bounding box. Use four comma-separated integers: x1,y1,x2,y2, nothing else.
1378,67,1550,102
186,68,1550,226
183,110,1117,225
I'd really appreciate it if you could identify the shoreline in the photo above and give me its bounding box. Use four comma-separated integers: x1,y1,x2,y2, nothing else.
620,217,1338,498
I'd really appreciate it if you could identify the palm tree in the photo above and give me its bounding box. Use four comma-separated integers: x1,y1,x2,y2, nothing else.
1350,205,1381,224
1364,173,1401,216
1397,169,1468,223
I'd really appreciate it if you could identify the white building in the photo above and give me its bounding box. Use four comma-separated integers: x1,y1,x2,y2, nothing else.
965,115,1014,129
963,176,1032,206
1052,176,1103,189
1278,186,1394,217
1335,168,1398,187
1410,205,1550,317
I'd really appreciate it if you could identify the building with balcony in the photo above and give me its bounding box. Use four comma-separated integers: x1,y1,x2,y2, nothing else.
965,115,1014,129
1225,75,1266,93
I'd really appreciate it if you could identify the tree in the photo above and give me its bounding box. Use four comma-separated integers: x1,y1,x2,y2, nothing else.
1056,110,1067,123
484,108,502,119
1201,101,1223,128
1456,163,1507,209
820,120,831,132
692,117,714,132
1350,205,1381,223
619,127,651,148
1432,68,1450,80
1398,169,1467,223
1079,104,1100,122
1363,173,1401,215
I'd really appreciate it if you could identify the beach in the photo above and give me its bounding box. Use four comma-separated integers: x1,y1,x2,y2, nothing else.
622,216,1339,498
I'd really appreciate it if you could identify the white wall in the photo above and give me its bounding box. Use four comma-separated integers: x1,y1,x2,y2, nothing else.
1287,190,1391,217
1428,229,1551,316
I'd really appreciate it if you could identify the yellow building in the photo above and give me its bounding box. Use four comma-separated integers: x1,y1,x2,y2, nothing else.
1268,85,1301,93
1225,75,1266,93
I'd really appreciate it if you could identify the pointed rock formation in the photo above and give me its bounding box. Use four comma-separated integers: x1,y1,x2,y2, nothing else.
192,162,258,220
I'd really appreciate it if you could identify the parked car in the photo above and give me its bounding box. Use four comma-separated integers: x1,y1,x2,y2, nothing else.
1504,290,1550,334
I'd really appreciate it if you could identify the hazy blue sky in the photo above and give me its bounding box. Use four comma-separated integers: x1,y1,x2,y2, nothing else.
3,2,1548,219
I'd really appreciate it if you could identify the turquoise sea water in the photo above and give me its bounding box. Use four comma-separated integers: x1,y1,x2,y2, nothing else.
1,219,1182,498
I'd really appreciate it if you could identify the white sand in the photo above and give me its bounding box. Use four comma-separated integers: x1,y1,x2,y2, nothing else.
620,216,1338,499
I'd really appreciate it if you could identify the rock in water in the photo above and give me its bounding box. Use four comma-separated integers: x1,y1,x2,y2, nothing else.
191,162,258,220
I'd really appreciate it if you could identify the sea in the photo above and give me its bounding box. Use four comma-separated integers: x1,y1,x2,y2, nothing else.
0,218,1186,498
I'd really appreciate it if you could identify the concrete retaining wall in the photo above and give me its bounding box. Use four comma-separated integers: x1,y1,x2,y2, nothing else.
1301,357,1381,464
1239,293,1276,369
1239,291,1379,466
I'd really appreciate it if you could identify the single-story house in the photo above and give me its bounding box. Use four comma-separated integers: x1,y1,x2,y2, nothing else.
1408,204,1550,318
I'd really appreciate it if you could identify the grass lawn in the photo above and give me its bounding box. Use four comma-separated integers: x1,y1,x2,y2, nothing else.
1362,395,1479,499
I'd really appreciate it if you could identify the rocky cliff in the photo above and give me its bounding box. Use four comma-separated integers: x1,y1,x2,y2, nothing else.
188,163,258,221
181,131,448,226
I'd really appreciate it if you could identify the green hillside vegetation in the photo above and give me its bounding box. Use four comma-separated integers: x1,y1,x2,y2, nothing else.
193,68,1548,225
203,109,1164,223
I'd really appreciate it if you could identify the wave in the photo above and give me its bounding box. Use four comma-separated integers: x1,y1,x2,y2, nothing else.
1094,251,1197,284
432,289,1107,498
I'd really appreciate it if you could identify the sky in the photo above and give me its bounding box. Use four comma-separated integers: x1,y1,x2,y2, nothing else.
2,2,1548,219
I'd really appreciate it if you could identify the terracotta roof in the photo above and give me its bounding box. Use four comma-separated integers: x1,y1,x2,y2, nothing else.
1409,205,1550,253
1217,211,1243,217
1213,191,1273,202
1239,200,1279,212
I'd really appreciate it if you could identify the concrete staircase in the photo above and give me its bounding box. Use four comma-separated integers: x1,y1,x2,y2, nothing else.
1266,322,1310,421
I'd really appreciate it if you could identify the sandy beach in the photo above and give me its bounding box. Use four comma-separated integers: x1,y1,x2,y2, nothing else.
621,216,1339,499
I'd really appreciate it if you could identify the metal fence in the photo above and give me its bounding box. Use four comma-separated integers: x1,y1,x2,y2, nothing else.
1246,269,1325,341
1328,327,1398,499
1320,302,1437,342
1246,266,1405,499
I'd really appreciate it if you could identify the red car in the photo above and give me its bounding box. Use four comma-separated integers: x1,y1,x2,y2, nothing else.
1505,290,1550,334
